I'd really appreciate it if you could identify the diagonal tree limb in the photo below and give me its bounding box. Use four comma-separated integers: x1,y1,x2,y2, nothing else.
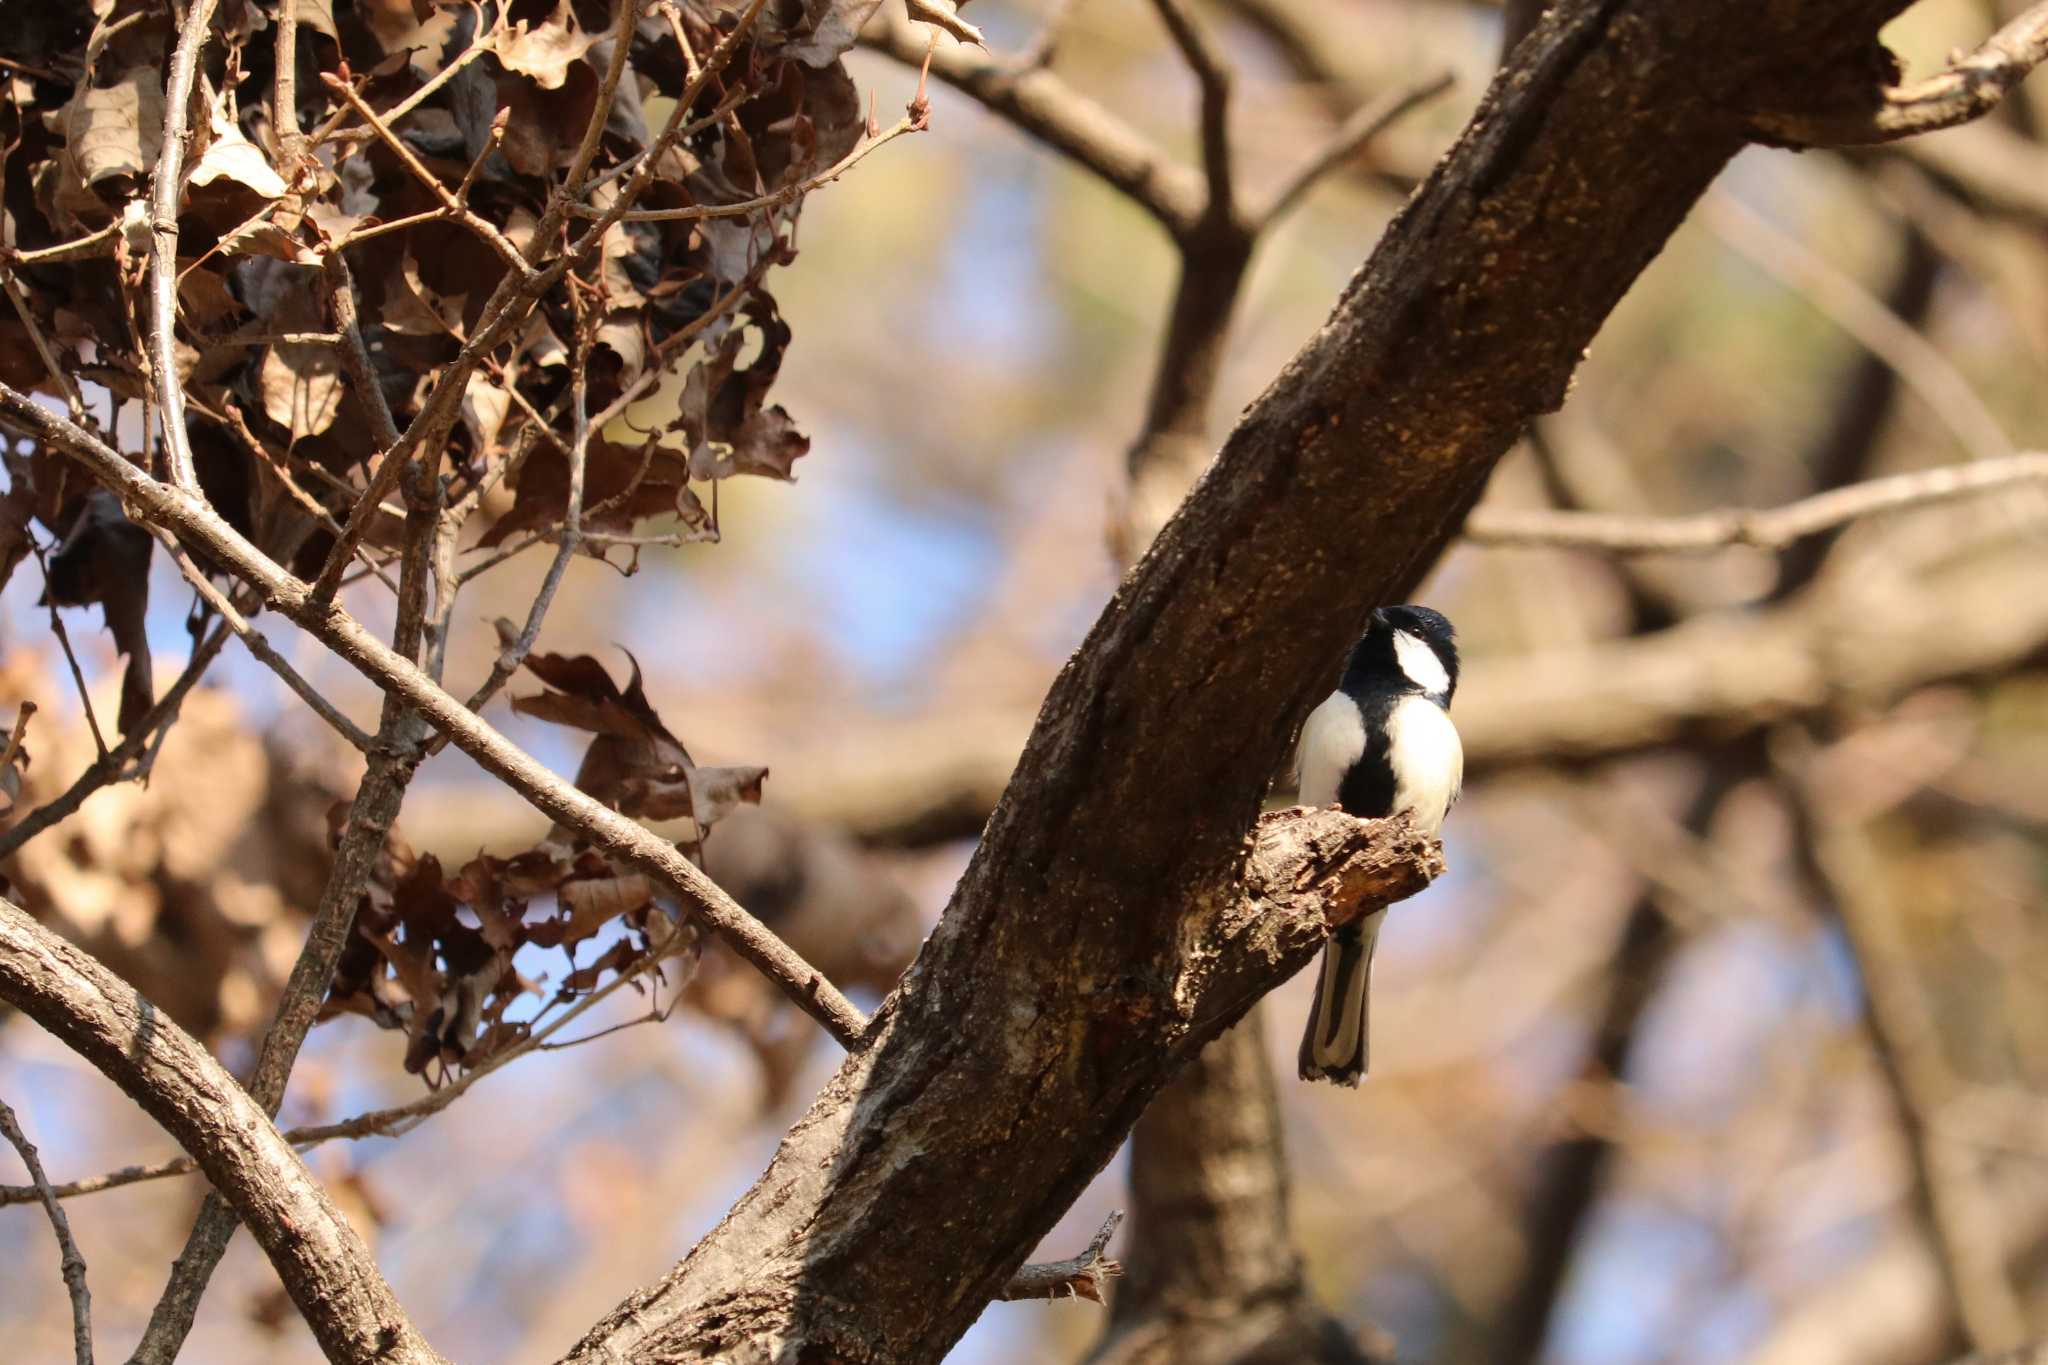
552,5,1957,1360
0,388,870,1050
0,896,447,1365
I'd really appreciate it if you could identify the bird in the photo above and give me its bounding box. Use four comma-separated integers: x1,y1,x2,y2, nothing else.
1295,605,1463,1086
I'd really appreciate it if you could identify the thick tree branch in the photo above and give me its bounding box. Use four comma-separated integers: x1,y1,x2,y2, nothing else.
0,896,446,1365
563,810,1440,1362
554,11,1961,1355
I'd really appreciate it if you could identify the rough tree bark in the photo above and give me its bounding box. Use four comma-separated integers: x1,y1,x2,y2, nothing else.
556,3,1923,1360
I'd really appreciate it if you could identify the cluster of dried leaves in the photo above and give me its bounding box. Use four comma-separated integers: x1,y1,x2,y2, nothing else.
0,0,892,724
0,0,962,1070
325,646,773,1078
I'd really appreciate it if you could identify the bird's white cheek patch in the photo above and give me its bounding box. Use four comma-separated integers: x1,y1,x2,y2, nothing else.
1393,630,1451,698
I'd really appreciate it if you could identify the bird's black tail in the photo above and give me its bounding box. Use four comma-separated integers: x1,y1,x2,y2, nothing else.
1298,912,1383,1086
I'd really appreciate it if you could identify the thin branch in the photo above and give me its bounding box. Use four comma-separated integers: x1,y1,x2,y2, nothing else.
0,1097,93,1365
1256,70,1455,229
320,254,402,447
1,933,688,1207
153,533,374,751
129,480,441,1365
1754,2,2048,145
999,1210,1124,1302
5,224,120,267
1147,0,1234,220
31,542,108,758
0,622,229,861
1705,193,2013,464
462,303,594,713
862,6,1206,235
273,0,304,168
320,75,538,284
149,0,220,489
4,387,870,1049
591,113,929,222
562,0,643,193
0,268,84,420
1781,730,2029,1352
1463,450,2048,553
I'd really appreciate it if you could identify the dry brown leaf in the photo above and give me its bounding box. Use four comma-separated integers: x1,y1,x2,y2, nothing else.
189,100,288,198
461,374,512,455
63,68,166,189
259,340,345,438
489,0,599,90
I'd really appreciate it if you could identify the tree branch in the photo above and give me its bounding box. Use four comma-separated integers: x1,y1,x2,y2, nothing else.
0,896,446,1365
1255,70,1456,229
0,1095,93,1365
148,0,220,489
1463,451,2048,553
563,810,1440,1362
0,388,869,1050
1000,1210,1125,1302
861,7,1207,235
1753,2,2048,145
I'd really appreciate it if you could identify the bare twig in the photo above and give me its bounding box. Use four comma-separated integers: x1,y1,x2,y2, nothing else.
594,114,930,222
321,75,539,283
152,533,374,751
1781,730,2029,1352
863,6,1206,234
31,542,108,758
1147,0,1234,219
1463,450,2048,553
149,0,221,489
1256,70,1455,228
1704,194,2013,464
1754,2,2048,145
128,485,440,1365
2,933,688,1206
563,0,643,192
320,254,403,448
462,303,594,713
273,0,304,167
6,224,120,266
0,269,84,420
0,1097,93,1364
1000,1210,1124,1302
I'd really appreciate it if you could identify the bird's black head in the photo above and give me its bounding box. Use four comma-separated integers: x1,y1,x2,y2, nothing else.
1340,604,1459,703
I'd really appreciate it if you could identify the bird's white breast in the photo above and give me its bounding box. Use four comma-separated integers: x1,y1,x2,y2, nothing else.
1296,690,1365,809
1386,695,1463,835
